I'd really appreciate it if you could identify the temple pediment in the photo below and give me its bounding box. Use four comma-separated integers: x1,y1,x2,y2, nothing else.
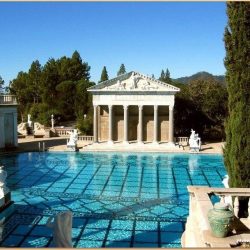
88,71,180,92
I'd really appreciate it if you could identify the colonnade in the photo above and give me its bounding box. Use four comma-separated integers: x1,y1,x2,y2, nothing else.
93,104,174,145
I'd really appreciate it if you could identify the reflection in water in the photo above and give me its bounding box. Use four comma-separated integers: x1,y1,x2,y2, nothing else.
28,152,32,161
188,155,200,173
68,154,77,169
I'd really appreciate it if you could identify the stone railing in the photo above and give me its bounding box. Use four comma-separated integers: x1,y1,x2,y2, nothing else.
54,128,74,137
0,95,17,105
78,135,93,142
175,136,189,147
182,186,250,248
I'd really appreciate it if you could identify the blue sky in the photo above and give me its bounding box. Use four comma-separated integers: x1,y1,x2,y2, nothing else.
0,2,227,85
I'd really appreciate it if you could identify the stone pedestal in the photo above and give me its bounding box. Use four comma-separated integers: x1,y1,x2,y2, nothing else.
66,145,77,152
44,128,51,138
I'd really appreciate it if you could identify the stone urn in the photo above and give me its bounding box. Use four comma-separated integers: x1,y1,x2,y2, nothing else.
207,202,234,238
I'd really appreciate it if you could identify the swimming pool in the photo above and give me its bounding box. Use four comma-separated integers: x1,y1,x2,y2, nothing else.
0,152,226,247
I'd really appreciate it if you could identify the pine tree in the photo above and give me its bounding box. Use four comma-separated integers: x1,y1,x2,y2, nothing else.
224,2,250,188
28,60,42,103
100,66,109,82
70,51,90,81
117,64,126,76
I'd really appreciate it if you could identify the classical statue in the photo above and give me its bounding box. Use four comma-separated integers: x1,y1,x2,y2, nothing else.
51,114,55,129
0,166,9,199
117,80,124,90
27,114,32,128
46,211,72,247
18,122,27,136
67,129,78,149
131,72,139,89
188,129,201,152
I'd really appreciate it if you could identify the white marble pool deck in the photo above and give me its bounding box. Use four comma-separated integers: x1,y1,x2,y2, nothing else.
14,137,224,154
78,141,224,154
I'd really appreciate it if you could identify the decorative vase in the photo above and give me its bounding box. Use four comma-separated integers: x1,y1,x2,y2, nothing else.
207,202,234,238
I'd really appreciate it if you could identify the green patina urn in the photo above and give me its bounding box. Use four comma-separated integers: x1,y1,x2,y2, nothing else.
207,202,234,238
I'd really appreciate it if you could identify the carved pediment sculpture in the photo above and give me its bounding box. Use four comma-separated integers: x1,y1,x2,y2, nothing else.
106,72,159,91
88,71,180,93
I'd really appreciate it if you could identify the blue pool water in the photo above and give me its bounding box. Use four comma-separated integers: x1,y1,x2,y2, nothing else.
0,152,226,248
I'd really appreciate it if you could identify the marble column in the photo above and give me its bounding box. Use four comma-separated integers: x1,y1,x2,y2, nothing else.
108,105,113,144
123,105,129,144
153,105,158,144
138,105,143,144
0,113,5,148
169,105,174,144
13,112,18,147
93,105,98,143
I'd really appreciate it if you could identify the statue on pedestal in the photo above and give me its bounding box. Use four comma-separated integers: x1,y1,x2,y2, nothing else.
67,129,78,151
51,114,54,129
0,166,9,199
188,129,201,152
27,114,32,128
0,165,11,209
0,165,14,234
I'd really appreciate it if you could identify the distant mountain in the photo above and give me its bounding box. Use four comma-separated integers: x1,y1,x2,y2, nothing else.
173,71,225,85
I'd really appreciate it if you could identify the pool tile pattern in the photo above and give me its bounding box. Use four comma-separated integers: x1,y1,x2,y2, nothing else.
0,152,226,247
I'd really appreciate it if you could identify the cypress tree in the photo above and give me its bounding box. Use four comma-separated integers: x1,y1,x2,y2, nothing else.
159,70,165,82
117,64,126,76
224,2,250,188
99,66,109,82
159,69,172,83
165,68,171,83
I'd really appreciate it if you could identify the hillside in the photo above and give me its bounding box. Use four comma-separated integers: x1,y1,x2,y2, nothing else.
173,71,225,85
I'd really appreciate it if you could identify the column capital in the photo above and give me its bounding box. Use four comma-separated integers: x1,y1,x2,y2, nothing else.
93,104,98,109
138,105,143,111
169,105,174,111
108,104,113,110
123,105,129,110
154,105,158,111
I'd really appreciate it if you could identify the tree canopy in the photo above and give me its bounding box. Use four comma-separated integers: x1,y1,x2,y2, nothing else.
9,51,94,133
173,76,227,140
